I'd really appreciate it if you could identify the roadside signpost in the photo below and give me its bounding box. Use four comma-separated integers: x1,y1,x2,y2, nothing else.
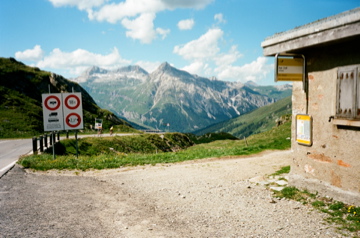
42,92,84,158
42,93,64,132
63,93,83,130
274,54,305,93
95,118,103,130
95,118,103,136
42,93,83,131
276,57,304,82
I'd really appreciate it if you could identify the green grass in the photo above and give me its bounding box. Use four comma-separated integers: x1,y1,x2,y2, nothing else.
273,186,360,235
0,57,136,139
193,96,292,138
186,132,239,144
18,121,291,171
270,165,359,235
270,165,290,176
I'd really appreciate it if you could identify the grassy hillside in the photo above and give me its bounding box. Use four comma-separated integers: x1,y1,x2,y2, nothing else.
193,96,292,138
19,121,291,170
245,83,292,100
0,57,135,138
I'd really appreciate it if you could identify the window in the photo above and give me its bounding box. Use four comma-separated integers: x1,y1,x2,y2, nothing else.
336,66,360,120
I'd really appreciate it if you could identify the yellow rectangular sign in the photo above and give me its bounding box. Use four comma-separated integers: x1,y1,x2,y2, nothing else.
296,114,312,146
276,57,304,82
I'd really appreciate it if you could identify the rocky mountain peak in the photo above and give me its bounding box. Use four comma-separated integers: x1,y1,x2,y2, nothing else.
115,65,148,75
158,62,172,71
245,81,258,87
151,62,192,81
86,66,108,75
75,62,292,132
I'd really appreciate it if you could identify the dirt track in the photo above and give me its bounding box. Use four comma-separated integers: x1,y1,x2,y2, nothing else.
0,150,345,237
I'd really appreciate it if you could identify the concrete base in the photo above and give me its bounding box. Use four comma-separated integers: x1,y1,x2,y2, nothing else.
289,173,360,206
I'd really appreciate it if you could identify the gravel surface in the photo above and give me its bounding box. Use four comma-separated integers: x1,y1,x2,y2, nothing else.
0,150,348,237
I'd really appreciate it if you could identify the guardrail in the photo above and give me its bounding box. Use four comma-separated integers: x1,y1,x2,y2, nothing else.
32,131,64,155
140,129,164,133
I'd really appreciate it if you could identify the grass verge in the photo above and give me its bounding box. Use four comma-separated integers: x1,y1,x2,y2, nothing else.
270,166,360,236
18,121,291,171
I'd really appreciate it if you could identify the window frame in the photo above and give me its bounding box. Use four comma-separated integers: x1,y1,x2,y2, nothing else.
334,65,360,126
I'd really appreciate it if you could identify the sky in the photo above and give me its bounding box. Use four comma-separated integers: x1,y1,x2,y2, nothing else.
1,0,359,85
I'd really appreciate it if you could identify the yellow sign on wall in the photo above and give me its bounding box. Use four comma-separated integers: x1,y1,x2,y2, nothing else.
276,57,304,82
296,114,312,146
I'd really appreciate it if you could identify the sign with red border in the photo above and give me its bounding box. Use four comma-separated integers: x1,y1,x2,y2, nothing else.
66,113,82,128
64,94,80,110
42,94,64,131
44,95,61,111
63,93,83,130
42,93,83,131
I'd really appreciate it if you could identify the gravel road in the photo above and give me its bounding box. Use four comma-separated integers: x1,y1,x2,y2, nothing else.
0,150,348,237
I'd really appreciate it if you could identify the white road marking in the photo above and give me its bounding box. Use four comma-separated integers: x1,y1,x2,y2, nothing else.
0,161,17,172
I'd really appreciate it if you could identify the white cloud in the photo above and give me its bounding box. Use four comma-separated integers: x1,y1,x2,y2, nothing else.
88,0,165,23
48,0,106,10
70,0,213,43
181,61,207,75
47,0,213,44
214,13,226,24
35,47,130,77
173,28,223,60
174,28,271,82
88,0,214,23
214,45,242,66
162,0,214,9
135,60,161,73
177,19,195,30
121,13,158,44
120,13,169,44
15,45,44,62
215,57,273,82
156,27,171,40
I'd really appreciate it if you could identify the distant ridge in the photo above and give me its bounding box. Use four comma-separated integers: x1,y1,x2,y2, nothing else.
75,63,292,132
193,96,292,138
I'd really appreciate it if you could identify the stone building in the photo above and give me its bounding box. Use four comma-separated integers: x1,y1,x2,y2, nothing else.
262,8,360,206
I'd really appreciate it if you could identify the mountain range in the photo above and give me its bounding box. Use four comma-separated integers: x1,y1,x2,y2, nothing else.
75,62,292,132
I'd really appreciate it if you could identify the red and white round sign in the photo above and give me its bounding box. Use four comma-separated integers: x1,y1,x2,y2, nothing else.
44,95,61,111
66,113,81,128
64,94,80,110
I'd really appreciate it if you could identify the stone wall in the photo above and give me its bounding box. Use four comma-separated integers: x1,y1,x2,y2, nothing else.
289,65,360,206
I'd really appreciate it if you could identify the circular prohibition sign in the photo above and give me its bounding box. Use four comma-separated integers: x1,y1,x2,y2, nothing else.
66,113,82,128
44,95,61,111
64,94,80,110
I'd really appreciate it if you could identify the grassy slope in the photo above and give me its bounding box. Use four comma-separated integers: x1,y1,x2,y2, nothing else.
193,96,292,138
246,84,292,100
0,57,135,138
19,121,291,170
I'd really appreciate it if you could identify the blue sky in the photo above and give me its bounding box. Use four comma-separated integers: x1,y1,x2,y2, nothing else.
1,0,359,85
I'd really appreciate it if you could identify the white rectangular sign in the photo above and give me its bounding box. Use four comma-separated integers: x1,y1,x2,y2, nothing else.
296,114,312,146
42,93,65,131
276,57,304,82
42,93,83,131
95,118,103,129
62,93,84,130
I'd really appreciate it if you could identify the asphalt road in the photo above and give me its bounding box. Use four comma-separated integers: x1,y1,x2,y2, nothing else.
0,133,141,178
0,139,32,178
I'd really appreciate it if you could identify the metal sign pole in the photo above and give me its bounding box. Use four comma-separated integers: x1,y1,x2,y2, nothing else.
75,130,79,158
52,131,56,159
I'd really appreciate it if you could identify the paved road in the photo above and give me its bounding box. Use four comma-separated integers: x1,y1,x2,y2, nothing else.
0,133,141,178
0,139,32,178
